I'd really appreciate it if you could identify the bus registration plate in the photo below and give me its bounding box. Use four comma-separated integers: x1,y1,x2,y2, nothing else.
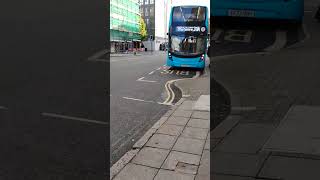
181,64,190,67
228,10,255,17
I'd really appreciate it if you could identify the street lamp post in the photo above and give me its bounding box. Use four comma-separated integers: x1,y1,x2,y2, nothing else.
129,32,133,54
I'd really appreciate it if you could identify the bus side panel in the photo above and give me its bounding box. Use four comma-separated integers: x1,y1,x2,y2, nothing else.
211,0,303,21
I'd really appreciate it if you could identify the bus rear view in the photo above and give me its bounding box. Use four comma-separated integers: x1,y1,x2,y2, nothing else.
211,0,303,23
167,6,209,70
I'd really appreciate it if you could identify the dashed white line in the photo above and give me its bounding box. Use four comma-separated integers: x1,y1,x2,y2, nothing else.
122,97,155,103
0,106,8,110
137,77,157,83
264,30,287,52
148,71,155,75
122,97,172,106
42,112,108,125
87,49,109,61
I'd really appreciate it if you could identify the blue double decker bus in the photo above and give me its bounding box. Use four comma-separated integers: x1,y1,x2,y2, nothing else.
211,0,304,23
166,6,209,70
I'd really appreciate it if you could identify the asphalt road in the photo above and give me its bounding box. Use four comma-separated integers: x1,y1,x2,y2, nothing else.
210,17,305,57
210,1,314,127
0,0,108,179
109,52,203,165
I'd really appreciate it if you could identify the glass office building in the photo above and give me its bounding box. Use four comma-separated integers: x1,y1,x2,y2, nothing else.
110,0,141,53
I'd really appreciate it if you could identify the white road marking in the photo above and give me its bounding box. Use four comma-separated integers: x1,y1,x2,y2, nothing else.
87,49,109,61
212,28,223,41
0,106,8,110
122,97,155,103
137,77,157,83
224,29,253,43
42,112,108,125
264,30,287,52
148,71,155,75
122,97,172,106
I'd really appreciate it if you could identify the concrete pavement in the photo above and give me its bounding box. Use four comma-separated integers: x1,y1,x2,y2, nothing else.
110,52,200,165
211,9,320,179
110,63,210,179
110,96,210,180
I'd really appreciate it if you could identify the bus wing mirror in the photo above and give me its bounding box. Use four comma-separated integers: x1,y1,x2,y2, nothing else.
167,33,169,35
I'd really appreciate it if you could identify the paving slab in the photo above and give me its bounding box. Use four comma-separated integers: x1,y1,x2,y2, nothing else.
173,137,205,155
110,149,139,179
211,152,267,177
211,139,221,150
192,111,210,120
204,136,210,150
212,174,255,180
211,116,241,139
193,95,210,111
113,163,157,180
216,123,274,154
263,106,320,155
165,116,190,126
156,124,184,136
195,174,210,180
172,110,193,118
133,128,157,148
177,101,195,111
154,169,195,180
187,118,210,129
145,134,176,150
181,127,209,140
259,155,320,180
175,161,199,174
198,150,210,176
162,151,201,172
132,147,169,168
151,116,169,130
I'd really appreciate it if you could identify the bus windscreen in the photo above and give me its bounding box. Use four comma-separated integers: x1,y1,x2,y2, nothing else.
172,6,206,23
170,35,206,56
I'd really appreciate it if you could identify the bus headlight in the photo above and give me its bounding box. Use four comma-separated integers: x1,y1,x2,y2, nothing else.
168,52,172,59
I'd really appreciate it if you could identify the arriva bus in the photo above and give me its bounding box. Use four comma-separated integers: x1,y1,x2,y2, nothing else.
166,6,209,70
211,0,304,23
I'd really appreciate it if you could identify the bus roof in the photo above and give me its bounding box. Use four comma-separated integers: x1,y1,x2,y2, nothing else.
172,5,207,8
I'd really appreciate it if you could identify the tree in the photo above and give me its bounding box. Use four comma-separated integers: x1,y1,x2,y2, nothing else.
139,17,148,41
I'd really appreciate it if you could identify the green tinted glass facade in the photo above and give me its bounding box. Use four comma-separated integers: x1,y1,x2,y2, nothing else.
110,0,141,41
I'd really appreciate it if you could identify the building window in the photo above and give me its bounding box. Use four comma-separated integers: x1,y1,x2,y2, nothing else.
146,18,149,26
144,0,148,5
150,7,154,15
145,8,149,16
150,0,154,4
140,7,143,15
